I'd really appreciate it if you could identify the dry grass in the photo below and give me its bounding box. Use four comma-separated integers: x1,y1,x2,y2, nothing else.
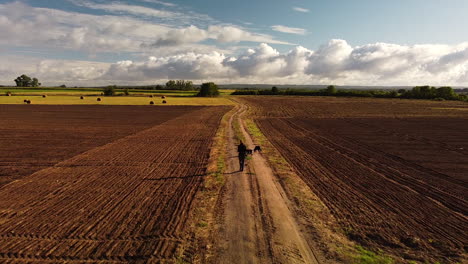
0,95,234,106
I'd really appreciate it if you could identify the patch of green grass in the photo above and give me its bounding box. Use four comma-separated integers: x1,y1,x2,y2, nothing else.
196,221,208,228
0,95,234,106
352,246,394,264
232,117,246,142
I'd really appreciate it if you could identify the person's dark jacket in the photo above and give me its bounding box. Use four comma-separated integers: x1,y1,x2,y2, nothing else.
238,143,247,158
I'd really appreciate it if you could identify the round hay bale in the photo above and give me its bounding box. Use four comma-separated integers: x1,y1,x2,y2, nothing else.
162,100,167,104
100,92,104,95
6,92,11,96
161,95,166,99
42,95,47,98
80,96,84,99
23,99,28,103
26,100,31,104
97,98,101,102
149,95,154,98
149,101,154,105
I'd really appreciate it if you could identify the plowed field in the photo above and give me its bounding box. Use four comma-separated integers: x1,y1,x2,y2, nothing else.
0,105,202,187
0,105,230,262
241,96,467,263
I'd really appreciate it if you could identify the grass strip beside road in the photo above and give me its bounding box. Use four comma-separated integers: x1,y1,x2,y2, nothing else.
181,104,237,263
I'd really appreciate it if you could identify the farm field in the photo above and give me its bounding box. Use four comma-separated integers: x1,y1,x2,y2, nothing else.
0,105,230,262
0,95,234,105
241,96,468,263
0,105,203,187
0,87,235,97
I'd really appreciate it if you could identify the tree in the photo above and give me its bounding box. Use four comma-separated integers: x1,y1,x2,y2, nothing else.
165,80,177,90
166,80,194,90
271,86,279,94
31,78,41,87
14,74,37,87
197,82,219,97
103,85,116,96
436,87,456,100
326,85,337,95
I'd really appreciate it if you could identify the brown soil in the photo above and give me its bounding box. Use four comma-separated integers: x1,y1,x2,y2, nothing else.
0,105,204,187
241,96,468,263
0,105,230,262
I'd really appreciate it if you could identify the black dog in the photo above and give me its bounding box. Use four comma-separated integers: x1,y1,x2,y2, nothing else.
254,146,262,153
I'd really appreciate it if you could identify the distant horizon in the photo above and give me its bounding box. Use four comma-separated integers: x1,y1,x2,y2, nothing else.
2,83,468,90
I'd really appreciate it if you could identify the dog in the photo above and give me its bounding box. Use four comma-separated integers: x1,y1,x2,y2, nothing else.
254,145,262,153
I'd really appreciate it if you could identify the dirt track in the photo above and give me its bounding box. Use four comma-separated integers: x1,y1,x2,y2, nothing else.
213,104,319,263
241,96,468,263
0,105,230,262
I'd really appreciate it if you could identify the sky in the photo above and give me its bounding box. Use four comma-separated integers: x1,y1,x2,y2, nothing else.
1,0,468,86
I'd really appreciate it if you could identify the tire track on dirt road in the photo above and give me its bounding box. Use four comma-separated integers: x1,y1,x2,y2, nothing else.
214,104,319,264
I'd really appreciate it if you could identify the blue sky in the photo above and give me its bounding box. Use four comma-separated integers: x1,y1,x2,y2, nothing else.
0,0,467,86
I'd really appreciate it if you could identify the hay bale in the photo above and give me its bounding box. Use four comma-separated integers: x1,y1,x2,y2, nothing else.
26,100,31,104
161,95,166,99
149,95,154,98
42,95,47,98
80,96,84,99
100,92,104,95
6,92,11,96
150,101,154,105
162,100,167,104
97,98,101,102
23,99,28,103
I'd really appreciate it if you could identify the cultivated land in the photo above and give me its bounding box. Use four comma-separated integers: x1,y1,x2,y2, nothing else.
240,96,468,263
0,105,204,187
0,104,231,262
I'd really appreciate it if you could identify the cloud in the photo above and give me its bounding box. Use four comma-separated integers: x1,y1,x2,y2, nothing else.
0,2,290,55
97,40,468,86
292,7,309,13
271,25,307,35
71,1,176,17
139,0,177,7
100,52,235,81
148,25,292,47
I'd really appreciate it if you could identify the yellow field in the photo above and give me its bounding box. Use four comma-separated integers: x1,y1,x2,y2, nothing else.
0,95,234,106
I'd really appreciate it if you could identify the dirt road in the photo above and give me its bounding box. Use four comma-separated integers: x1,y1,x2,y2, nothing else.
213,104,319,263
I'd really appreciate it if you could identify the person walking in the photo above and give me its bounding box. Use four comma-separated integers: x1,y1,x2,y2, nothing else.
237,141,247,171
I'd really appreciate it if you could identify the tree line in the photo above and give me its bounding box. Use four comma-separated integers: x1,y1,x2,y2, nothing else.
231,85,467,102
